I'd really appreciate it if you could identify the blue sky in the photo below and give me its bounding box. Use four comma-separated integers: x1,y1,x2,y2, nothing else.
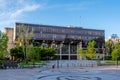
0,0,120,39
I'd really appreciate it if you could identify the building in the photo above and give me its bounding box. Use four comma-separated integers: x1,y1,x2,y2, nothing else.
5,22,105,60
108,34,120,43
4,28,14,51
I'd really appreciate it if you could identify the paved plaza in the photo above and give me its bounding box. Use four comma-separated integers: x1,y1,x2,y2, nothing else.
36,68,120,80
0,61,120,80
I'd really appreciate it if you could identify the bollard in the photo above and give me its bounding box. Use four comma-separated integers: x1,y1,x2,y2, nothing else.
52,65,55,69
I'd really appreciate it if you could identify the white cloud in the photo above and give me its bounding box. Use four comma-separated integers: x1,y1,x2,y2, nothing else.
0,19,16,26
10,4,41,19
0,0,95,32
0,0,42,31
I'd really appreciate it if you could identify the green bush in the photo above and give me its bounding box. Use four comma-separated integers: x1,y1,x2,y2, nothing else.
103,56,112,60
0,60,2,66
10,46,24,59
10,46,57,61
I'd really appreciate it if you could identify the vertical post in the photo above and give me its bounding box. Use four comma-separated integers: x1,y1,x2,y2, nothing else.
25,44,28,63
102,44,105,61
117,54,119,68
117,56,118,68
24,40,28,64
97,42,100,66
77,41,82,60
68,43,70,60
60,43,62,60
40,31,42,39
52,42,59,68
103,48,105,61
56,44,59,68
57,53,59,68
77,43,79,60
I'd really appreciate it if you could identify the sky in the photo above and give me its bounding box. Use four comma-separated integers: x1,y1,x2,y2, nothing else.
0,0,120,39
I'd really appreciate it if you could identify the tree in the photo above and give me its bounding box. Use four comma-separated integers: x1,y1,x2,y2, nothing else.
86,40,96,59
16,24,34,60
78,48,86,60
0,31,8,59
10,46,24,60
27,46,56,61
27,45,36,65
16,24,34,46
112,49,119,60
46,48,56,60
105,39,114,56
112,42,120,60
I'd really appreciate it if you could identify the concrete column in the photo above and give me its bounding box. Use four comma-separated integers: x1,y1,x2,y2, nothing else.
68,43,70,60
60,43,62,60
77,43,79,60
77,41,82,60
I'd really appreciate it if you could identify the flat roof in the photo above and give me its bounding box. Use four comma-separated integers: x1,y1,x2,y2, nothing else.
15,22,104,32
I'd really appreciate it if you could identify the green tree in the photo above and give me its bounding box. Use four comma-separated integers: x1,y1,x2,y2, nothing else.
33,47,41,61
87,40,96,59
37,47,56,60
46,48,56,60
78,48,86,60
27,46,56,60
0,31,8,59
27,45,36,65
27,46,42,61
16,24,33,46
105,39,114,56
112,42,120,60
16,24,34,61
10,46,24,60
112,49,120,60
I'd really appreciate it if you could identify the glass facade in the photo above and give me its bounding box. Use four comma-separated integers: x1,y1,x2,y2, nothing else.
15,22,105,60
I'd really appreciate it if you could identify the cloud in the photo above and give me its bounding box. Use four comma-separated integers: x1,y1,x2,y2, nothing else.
10,4,41,19
0,0,95,32
0,0,42,31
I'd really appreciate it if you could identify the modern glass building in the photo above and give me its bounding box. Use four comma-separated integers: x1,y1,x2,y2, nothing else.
12,22,105,60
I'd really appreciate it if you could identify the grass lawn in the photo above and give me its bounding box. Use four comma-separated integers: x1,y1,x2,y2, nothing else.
100,60,120,65
19,61,48,67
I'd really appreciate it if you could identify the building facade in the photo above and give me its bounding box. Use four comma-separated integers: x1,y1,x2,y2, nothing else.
4,28,14,52
5,22,105,60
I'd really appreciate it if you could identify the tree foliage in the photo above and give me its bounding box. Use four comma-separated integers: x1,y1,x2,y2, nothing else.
112,49,119,60
0,31,8,59
105,39,115,55
10,46,24,59
111,42,120,60
15,24,34,61
10,46,56,61
77,48,86,60
86,40,96,59
16,24,34,46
